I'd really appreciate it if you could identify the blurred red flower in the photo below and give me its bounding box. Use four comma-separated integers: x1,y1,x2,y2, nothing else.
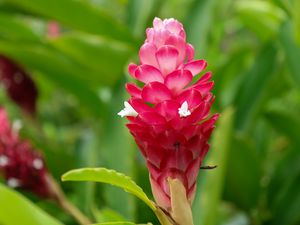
0,107,51,198
0,55,38,116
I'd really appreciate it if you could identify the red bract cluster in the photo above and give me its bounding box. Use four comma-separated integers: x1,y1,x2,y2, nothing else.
0,108,51,198
0,55,38,116
119,18,219,210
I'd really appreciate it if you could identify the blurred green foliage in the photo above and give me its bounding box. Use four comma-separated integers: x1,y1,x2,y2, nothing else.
0,0,300,224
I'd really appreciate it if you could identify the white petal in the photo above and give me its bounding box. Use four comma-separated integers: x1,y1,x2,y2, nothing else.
178,101,191,117
33,158,43,170
153,17,163,29
12,119,22,133
7,178,21,188
182,101,188,110
0,155,9,166
117,101,138,117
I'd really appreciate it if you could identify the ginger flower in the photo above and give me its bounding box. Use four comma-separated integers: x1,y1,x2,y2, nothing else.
119,17,219,210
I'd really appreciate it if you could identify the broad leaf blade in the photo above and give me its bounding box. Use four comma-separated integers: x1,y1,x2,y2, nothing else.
0,183,63,225
264,91,300,147
62,168,156,211
293,0,300,44
50,33,132,86
92,207,126,223
235,0,286,40
280,22,300,87
235,44,277,131
223,135,262,210
5,0,134,43
267,146,300,225
0,12,42,42
193,107,234,225
0,41,105,117
184,0,218,57
127,0,160,38
100,83,136,218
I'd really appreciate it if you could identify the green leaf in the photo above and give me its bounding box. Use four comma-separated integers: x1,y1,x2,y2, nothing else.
134,165,159,224
193,107,234,225
235,44,277,131
0,183,63,225
159,0,195,22
265,108,300,146
267,146,300,225
0,12,42,42
75,129,100,218
0,41,105,117
280,22,300,87
62,168,156,211
127,0,160,37
235,0,287,40
223,135,262,210
5,0,134,43
50,33,132,85
264,91,300,147
100,83,136,218
293,0,300,44
184,0,218,57
215,45,255,108
92,207,126,223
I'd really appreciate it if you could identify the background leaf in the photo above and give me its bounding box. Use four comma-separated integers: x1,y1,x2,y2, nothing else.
0,183,63,225
193,107,234,225
184,0,218,57
50,33,133,86
280,22,300,87
0,12,42,41
234,44,277,131
235,0,286,40
4,0,134,43
0,41,106,116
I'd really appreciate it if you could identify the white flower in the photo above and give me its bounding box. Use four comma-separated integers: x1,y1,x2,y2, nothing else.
178,101,191,117
118,101,138,117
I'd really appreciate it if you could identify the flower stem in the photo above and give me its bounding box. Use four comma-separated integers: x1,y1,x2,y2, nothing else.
46,175,92,225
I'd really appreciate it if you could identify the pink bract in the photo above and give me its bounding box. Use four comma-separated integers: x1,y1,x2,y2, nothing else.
119,17,219,210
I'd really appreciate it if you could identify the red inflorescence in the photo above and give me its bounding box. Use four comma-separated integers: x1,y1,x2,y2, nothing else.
119,17,219,210
0,55,38,116
0,107,51,198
